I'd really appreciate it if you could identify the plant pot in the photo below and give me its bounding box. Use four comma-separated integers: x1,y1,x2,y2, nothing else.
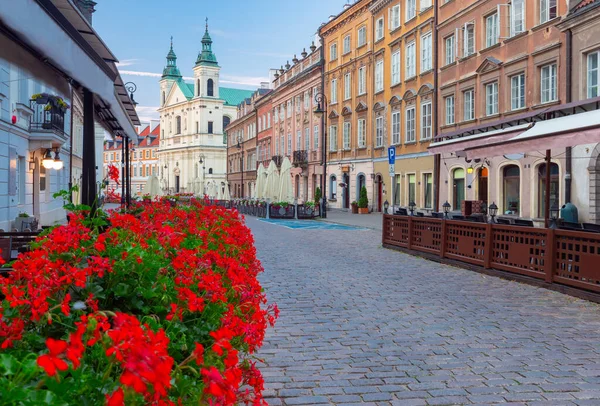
358,208,369,214
351,204,358,214
35,97,49,104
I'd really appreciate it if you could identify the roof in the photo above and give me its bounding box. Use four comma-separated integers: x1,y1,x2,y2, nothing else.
575,0,598,9
220,87,255,106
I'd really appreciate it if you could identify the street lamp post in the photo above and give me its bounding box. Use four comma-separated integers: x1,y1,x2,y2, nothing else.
488,202,498,224
313,92,328,218
236,135,244,198
164,163,169,193
199,154,206,195
442,201,451,219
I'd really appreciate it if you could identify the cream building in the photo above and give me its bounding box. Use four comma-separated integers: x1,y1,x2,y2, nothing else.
158,27,254,194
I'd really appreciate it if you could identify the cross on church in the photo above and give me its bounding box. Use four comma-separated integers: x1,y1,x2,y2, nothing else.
205,17,208,30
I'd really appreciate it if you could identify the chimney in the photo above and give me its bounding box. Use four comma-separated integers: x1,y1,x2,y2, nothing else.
74,0,97,25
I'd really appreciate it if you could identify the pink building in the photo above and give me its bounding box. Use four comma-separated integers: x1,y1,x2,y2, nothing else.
271,45,323,203
256,92,273,169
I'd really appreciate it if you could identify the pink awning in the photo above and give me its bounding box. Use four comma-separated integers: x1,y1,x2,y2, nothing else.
428,124,533,155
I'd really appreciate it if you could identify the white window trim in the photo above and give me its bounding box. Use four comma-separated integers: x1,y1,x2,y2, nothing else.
405,106,416,143
445,95,455,125
485,82,499,116
421,32,432,73
391,111,401,145
588,51,600,99
358,66,367,95
391,50,401,85
421,101,432,140
376,18,384,41
344,73,352,101
463,89,475,121
358,26,367,47
405,41,416,79
343,35,351,55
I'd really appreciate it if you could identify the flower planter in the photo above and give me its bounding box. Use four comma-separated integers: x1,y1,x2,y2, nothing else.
297,204,319,219
270,205,294,219
351,204,359,214
358,207,369,214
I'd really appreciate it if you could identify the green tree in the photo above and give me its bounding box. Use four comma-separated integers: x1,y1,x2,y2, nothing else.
358,186,368,208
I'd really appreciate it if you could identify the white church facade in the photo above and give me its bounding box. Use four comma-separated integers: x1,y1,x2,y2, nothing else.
158,26,253,195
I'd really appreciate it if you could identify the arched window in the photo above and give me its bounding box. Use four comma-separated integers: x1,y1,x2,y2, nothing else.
330,175,337,199
207,79,214,97
357,174,366,201
223,116,231,130
208,168,213,175
503,165,520,215
538,163,559,217
196,79,200,96
162,91,166,106
452,168,465,211
175,116,181,134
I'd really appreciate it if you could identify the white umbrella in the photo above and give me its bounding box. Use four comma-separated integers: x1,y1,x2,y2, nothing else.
223,181,231,201
193,177,202,195
143,175,162,198
217,182,223,200
255,165,266,199
263,160,280,202
278,156,294,203
206,181,214,198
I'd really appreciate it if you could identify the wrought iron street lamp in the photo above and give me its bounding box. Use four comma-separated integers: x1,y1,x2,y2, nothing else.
409,201,416,216
442,201,451,219
549,203,559,229
164,163,169,192
313,91,328,218
124,82,138,107
488,202,498,223
383,200,389,214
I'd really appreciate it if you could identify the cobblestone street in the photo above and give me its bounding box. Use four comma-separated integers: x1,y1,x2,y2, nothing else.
250,218,600,406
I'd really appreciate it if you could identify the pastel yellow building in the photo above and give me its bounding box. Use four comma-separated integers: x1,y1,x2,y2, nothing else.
371,0,436,213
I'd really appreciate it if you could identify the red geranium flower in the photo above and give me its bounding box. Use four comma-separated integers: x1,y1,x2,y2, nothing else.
37,338,69,376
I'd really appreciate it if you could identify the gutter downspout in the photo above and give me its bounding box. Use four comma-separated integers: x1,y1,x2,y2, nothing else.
433,4,440,212
565,28,572,204
319,32,328,218
68,84,74,203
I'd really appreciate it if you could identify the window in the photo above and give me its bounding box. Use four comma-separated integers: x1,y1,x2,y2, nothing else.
392,111,400,145
343,35,351,54
330,175,337,199
358,26,367,47
445,95,455,125
421,102,432,140
343,121,351,149
287,100,292,117
344,73,351,100
40,164,46,191
375,60,384,92
287,133,291,155
537,163,559,218
511,73,526,110
304,92,309,110
445,35,455,65
486,13,499,48
358,67,366,95
453,168,465,210
463,89,475,121
330,125,338,151
275,136,279,155
463,23,475,57
195,121,199,133
390,5,400,30
486,82,499,116
145,150,150,159
314,125,319,149
207,79,214,97
541,64,557,103
391,51,401,85
376,18,384,41
405,107,415,143
305,128,310,151
331,79,338,104
421,33,432,72
510,0,525,36
503,165,520,215
274,108,279,123
208,121,213,134
540,0,557,24
589,51,600,98
223,116,231,130
375,117,384,147
175,116,181,134
330,43,338,61
406,42,416,78
296,130,301,151
358,119,367,148
296,96,301,113
162,91,166,106
421,0,432,9
408,174,416,206
406,0,416,21
267,113,271,128
423,173,433,209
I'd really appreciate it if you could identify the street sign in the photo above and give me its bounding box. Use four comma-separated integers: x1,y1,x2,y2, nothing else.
389,164,395,175
388,146,395,164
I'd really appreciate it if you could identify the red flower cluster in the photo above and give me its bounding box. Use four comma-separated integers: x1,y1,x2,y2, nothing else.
107,164,120,185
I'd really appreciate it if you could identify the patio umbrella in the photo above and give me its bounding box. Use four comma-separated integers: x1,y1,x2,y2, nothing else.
263,160,280,202
206,181,214,198
193,177,201,195
223,181,231,200
278,156,294,203
217,183,223,200
255,165,266,199
143,175,162,198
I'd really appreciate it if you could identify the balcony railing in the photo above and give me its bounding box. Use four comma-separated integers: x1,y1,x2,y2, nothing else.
293,150,308,167
271,155,283,168
29,100,66,140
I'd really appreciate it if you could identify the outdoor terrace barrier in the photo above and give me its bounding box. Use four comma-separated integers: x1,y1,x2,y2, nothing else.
382,215,600,295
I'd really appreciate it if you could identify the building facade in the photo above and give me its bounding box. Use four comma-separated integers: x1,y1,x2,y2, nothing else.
227,96,257,199
370,0,436,213
431,0,570,222
255,92,273,170
321,0,375,210
157,28,253,195
271,45,323,204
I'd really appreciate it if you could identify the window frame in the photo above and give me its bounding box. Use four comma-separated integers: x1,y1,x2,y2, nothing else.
375,59,384,93
540,0,557,24
405,41,416,79
485,13,499,48
343,35,351,55
405,106,416,143
391,50,401,85
357,26,367,48
406,0,416,21
421,32,432,73
331,79,338,104
510,73,526,110
510,0,525,37
391,111,401,145
358,66,367,95
588,51,600,99
330,43,338,61
463,89,475,121
344,72,352,101
329,125,338,151
445,35,455,66
375,116,384,147
540,63,558,104
421,101,432,140
485,81,499,116
445,95,455,125
390,5,401,31
343,121,351,149
376,18,385,41
358,118,367,148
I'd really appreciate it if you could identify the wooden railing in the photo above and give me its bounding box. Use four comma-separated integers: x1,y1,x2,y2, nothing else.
382,215,600,294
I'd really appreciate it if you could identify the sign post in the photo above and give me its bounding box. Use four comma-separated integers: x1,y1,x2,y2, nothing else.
388,147,395,214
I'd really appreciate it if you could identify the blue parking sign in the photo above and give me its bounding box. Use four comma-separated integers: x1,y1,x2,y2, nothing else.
388,146,395,164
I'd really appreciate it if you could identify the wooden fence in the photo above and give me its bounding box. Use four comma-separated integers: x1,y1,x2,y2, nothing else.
383,215,600,294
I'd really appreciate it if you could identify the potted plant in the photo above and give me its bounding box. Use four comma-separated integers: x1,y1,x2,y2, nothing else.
351,201,359,214
31,93,49,104
358,186,369,214
314,187,322,207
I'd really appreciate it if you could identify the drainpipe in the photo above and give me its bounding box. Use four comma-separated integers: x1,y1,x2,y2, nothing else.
68,84,74,203
319,32,328,218
565,29,572,204
433,3,440,212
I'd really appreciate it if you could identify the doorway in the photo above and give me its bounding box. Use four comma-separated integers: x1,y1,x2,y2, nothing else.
175,175,180,193
343,173,350,209
478,167,488,202
376,174,383,212
453,168,465,211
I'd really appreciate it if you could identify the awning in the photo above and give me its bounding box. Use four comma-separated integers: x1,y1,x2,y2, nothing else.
464,109,600,159
428,123,533,155
0,0,139,141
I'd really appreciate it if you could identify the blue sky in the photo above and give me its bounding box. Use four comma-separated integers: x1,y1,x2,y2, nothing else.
93,0,347,122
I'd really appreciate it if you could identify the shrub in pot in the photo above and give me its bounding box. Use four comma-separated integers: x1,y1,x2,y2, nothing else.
358,186,369,214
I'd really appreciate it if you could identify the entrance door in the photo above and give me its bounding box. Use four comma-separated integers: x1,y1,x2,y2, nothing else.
376,175,383,212
343,173,350,209
478,167,488,202
175,176,180,193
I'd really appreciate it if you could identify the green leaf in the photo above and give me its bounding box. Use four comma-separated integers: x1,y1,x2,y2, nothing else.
0,354,18,376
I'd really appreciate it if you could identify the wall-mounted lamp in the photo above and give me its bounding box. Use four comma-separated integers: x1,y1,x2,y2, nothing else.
42,149,55,169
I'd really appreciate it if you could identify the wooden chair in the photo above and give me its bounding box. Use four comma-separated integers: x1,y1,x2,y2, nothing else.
416,212,425,217
583,223,600,233
514,219,534,227
395,208,408,216
496,217,512,225
431,212,444,219
559,221,582,230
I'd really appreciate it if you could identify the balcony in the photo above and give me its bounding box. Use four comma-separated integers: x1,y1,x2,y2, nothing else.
29,100,67,144
293,150,308,168
271,155,283,168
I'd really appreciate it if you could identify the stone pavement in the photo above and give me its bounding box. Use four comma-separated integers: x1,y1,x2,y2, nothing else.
319,209,383,231
249,217,600,406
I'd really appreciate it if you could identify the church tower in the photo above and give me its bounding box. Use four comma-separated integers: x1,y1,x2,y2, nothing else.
159,37,181,107
193,19,220,99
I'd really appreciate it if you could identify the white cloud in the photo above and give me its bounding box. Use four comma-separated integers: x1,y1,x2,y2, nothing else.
119,70,267,88
119,70,194,81
135,106,160,122
115,59,140,67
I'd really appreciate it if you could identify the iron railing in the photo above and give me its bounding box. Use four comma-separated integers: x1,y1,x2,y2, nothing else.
29,100,66,138
293,150,308,167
